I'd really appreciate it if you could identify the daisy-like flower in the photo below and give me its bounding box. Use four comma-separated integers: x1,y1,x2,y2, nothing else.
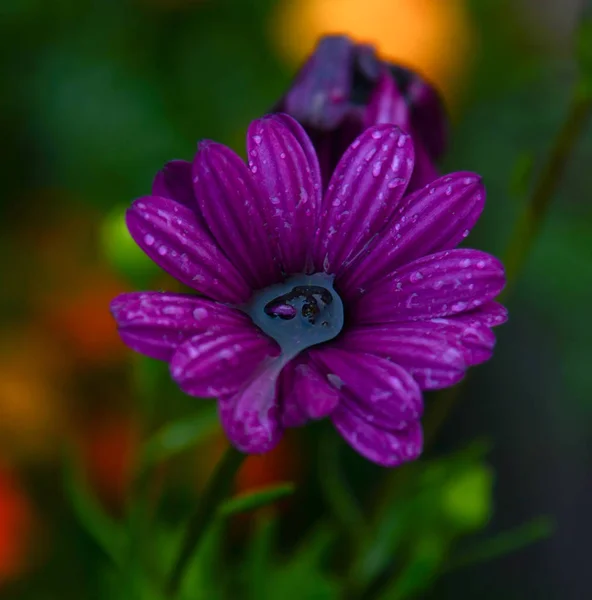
110,114,506,467
276,35,447,191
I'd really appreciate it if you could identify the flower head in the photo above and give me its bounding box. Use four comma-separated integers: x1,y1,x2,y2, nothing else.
111,114,506,467
276,34,447,191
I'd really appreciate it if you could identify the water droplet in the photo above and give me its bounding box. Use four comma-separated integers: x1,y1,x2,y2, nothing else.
351,139,361,149
158,245,168,256
432,280,444,290
372,162,382,177
372,130,382,139
397,135,407,148
144,234,155,246
451,301,467,312
445,185,453,196
462,229,470,238
476,260,487,269
365,148,377,161
280,152,286,159
429,187,436,195
250,165,258,173
410,271,423,283
253,135,262,145
460,258,471,268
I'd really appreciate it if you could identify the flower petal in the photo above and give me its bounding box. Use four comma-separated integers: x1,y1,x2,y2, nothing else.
152,160,197,210
110,292,251,361
280,35,355,130
170,328,280,398
280,354,341,427
352,249,505,325
313,125,414,275
310,348,422,429
337,325,466,390
332,409,423,467
192,140,281,289
341,172,485,295
218,357,285,454
126,196,251,303
456,301,508,328
247,114,322,274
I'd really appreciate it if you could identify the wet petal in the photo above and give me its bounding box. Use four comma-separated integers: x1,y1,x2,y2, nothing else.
311,348,422,429
280,354,341,427
313,125,414,275
341,173,485,296
126,196,251,303
110,292,251,361
218,357,285,454
247,114,322,274
170,329,280,398
332,409,423,467
352,249,505,325
152,160,197,210
337,325,466,390
193,141,281,289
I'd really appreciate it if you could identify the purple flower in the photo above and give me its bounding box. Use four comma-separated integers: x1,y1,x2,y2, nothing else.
276,35,447,192
110,114,506,467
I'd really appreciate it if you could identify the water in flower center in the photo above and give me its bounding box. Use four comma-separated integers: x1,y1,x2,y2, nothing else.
242,273,344,361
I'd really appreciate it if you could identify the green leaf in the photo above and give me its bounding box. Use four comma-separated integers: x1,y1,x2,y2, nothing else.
318,431,365,542
445,517,554,571
244,513,278,600
377,534,446,600
139,406,220,475
218,483,295,518
63,453,125,565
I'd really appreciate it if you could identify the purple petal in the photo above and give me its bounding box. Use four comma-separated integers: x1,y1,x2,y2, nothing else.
218,357,286,454
455,301,508,328
407,139,440,192
126,196,251,303
280,35,355,130
110,292,251,362
247,114,322,274
405,73,448,161
332,408,423,467
336,325,466,390
170,329,280,398
314,125,414,275
340,172,485,296
152,160,197,210
310,348,423,429
192,141,281,289
352,249,506,325
364,71,410,131
280,354,341,427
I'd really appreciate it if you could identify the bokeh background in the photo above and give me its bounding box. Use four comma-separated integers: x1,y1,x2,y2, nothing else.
1,0,591,598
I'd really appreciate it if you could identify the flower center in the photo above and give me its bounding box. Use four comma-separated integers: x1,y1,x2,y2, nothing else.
242,273,344,360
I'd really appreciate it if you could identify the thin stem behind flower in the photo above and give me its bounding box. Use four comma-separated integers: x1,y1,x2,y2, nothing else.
165,444,246,598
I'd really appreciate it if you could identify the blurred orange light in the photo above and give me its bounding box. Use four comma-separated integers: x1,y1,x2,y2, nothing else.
273,0,473,105
78,413,139,514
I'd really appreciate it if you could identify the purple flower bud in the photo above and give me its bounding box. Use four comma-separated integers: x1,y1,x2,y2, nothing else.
276,35,448,191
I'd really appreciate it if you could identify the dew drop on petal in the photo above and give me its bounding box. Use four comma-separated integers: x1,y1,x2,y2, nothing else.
252,135,262,145
372,130,383,139
144,234,155,246
410,271,424,283
193,307,208,320
460,258,471,268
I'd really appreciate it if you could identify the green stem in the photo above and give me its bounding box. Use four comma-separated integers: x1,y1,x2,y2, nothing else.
165,445,246,598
